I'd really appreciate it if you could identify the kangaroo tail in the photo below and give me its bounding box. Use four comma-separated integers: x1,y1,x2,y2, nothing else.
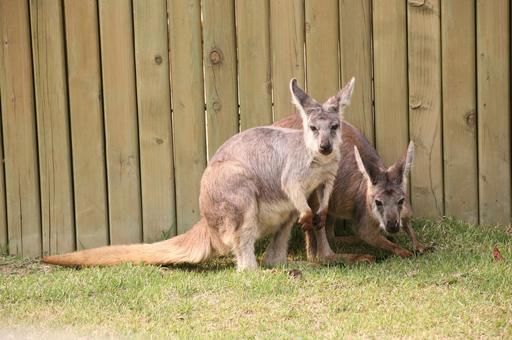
42,218,223,267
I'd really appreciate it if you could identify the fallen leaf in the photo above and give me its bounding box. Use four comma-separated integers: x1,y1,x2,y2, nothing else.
493,246,504,262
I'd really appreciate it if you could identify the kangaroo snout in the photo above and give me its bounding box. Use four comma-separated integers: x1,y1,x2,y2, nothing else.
386,220,400,234
319,143,332,155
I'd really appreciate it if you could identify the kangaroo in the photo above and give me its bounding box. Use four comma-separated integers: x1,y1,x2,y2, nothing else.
273,114,428,261
43,78,369,271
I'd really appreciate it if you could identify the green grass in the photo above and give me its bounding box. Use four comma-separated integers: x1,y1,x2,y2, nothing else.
1,218,511,338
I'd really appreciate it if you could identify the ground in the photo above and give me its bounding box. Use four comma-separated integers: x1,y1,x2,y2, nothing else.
0,218,511,339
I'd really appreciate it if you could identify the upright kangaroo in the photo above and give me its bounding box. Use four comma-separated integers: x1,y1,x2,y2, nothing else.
274,115,428,261
43,78,360,271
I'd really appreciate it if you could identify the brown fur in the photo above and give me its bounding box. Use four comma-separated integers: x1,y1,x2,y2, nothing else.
274,114,427,260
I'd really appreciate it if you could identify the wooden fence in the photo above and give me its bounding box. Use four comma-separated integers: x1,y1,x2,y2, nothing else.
0,0,510,257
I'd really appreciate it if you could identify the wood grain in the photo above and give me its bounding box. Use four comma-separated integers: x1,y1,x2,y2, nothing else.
373,0,409,166
339,0,374,142
305,0,339,101
99,0,142,244
441,0,478,224
236,0,273,130
407,0,444,218
168,0,206,233
476,0,510,225
30,0,75,255
64,0,109,249
271,0,305,120
0,0,42,256
133,0,176,241
202,0,239,157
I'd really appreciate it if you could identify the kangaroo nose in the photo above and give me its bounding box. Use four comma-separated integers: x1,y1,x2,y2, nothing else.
320,143,332,155
386,220,400,233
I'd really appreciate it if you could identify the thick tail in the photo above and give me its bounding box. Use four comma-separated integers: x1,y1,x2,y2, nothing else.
42,218,223,267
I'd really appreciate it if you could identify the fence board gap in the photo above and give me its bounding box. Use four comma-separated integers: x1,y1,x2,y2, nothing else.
0,94,6,253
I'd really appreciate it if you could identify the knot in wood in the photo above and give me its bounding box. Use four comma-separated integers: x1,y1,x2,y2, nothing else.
209,49,222,65
212,101,222,111
464,111,476,128
154,55,163,65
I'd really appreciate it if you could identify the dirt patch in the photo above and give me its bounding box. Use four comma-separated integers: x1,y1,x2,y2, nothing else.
0,256,54,276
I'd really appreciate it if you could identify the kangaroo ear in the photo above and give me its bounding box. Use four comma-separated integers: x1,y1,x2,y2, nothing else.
290,78,316,119
388,141,414,191
354,146,372,186
402,141,414,189
324,77,355,116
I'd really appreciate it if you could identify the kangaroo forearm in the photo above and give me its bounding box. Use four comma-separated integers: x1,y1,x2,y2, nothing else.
284,183,312,216
317,178,334,214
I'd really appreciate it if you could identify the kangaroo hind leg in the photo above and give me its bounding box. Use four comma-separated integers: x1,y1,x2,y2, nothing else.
263,215,295,266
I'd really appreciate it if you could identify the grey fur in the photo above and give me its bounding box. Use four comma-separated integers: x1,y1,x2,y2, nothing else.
43,78,356,270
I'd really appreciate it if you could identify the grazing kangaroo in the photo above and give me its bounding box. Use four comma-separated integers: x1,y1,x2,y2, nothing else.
273,114,428,261
44,78,364,270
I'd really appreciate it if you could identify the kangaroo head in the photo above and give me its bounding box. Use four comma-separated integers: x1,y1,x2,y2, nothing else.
353,142,414,234
290,78,355,158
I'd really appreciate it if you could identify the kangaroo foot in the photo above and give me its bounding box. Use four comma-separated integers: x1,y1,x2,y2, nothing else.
413,242,435,255
319,253,376,265
334,235,362,245
394,247,413,258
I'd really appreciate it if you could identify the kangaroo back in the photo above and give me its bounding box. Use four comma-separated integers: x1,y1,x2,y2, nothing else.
42,218,225,267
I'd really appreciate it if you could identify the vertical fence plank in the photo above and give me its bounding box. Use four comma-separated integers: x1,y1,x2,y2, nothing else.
99,0,142,244
271,0,305,119
477,0,510,225
441,0,478,224
64,0,109,250
168,0,206,233
407,0,443,218
236,0,272,130
202,0,238,157
30,0,75,255
339,0,374,143
0,0,42,256
373,0,409,166
0,95,6,253
133,0,176,242
305,0,339,101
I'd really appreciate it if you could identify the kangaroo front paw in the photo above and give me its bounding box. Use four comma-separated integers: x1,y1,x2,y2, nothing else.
395,248,413,258
299,211,313,231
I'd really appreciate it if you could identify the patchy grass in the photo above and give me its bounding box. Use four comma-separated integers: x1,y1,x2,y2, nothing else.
1,218,511,338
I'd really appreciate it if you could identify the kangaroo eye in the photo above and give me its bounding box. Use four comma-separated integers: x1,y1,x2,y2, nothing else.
331,124,339,131
397,198,405,205
309,126,318,132
375,200,383,207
